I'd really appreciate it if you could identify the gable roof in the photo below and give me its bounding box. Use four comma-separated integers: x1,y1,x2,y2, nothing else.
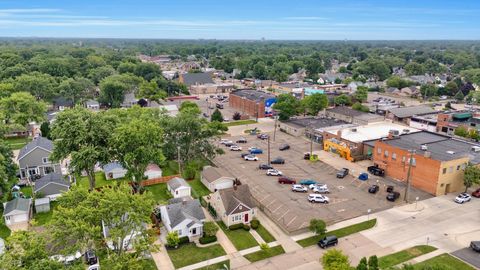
145,163,162,172
103,162,125,174
165,199,205,228
389,106,436,118
201,166,233,183
34,197,50,206
3,197,31,216
34,173,70,193
181,73,214,86
218,185,254,215
85,99,100,106
167,177,189,190
18,136,53,161
54,97,74,107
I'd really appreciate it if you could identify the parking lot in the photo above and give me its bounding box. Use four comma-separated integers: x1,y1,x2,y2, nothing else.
214,131,432,234
451,247,480,269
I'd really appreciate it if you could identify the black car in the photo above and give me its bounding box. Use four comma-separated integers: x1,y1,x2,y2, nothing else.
259,164,273,170
336,168,349,178
271,158,285,164
386,191,400,202
216,103,224,109
240,153,250,158
368,165,385,176
318,235,338,249
279,144,290,151
236,138,247,143
84,250,98,265
224,142,234,147
386,185,394,193
470,241,480,252
368,184,379,194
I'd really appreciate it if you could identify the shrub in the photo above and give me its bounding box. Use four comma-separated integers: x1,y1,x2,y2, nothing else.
228,223,244,230
178,236,189,245
251,219,260,229
166,231,180,248
199,235,217,244
243,224,251,231
203,221,219,237
233,112,241,120
260,243,270,250
207,203,217,218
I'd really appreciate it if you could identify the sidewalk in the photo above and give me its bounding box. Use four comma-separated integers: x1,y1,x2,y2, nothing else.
397,249,444,266
177,255,229,270
202,208,238,254
255,210,302,253
150,238,175,270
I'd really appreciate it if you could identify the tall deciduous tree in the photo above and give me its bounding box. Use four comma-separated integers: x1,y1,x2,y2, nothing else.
179,101,201,115
301,93,328,116
354,86,368,103
463,164,480,192
211,109,224,122
334,94,352,106
0,141,17,199
309,219,326,235
57,77,95,105
111,118,164,182
321,249,351,270
50,108,115,190
0,92,47,135
138,81,166,103
13,72,57,100
273,94,300,120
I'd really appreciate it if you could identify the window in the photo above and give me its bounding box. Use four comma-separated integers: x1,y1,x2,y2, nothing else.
44,166,54,174
457,165,461,171
5,216,10,221
384,150,389,157
377,147,382,154
448,166,453,173
392,153,397,160
42,157,49,164
442,168,447,174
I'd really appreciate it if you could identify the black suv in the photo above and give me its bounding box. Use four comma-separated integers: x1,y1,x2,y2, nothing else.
368,165,385,176
318,235,338,249
470,241,480,252
216,103,224,109
279,144,290,151
236,138,247,143
368,184,379,194
336,168,349,178
259,164,273,170
271,158,285,164
387,191,400,202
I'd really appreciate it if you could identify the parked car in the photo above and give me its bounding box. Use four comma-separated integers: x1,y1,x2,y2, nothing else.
278,177,296,184
368,165,385,176
266,169,282,176
308,194,330,203
299,179,317,185
336,168,349,178
250,148,263,154
386,185,394,193
472,188,480,198
240,153,250,158
259,164,273,170
216,103,224,109
317,235,338,248
230,145,242,151
224,142,235,147
303,153,318,160
292,184,307,192
386,191,400,202
279,144,290,151
310,184,330,194
257,134,269,140
244,155,259,161
454,193,472,204
220,139,233,145
470,241,480,252
236,138,247,143
368,185,379,194
271,158,285,164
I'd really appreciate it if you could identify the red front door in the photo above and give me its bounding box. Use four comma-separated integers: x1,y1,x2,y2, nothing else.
244,213,249,223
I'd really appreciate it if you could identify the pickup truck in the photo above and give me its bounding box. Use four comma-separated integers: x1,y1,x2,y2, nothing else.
368,166,385,176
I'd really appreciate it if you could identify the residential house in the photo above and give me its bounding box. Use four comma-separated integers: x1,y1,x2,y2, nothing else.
3,197,32,228
121,92,138,108
34,198,51,213
159,198,205,241
399,86,419,97
144,164,162,179
53,97,74,111
167,177,191,198
201,166,234,192
34,173,70,200
84,99,100,111
18,137,61,181
386,87,400,95
103,162,127,180
210,185,256,227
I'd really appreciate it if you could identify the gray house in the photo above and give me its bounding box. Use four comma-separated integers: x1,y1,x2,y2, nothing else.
34,173,70,200
18,137,61,181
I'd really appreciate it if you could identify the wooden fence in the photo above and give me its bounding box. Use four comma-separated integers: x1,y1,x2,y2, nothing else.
141,174,181,187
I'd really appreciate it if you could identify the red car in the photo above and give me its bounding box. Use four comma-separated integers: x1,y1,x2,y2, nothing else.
278,177,296,184
472,188,480,198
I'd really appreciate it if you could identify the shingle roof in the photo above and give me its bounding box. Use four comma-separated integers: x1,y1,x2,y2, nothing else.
388,106,436,118
3,197,31,216
34,173,70,193
219,185,254,215
145,163,162,172
165,199,205,228
103,162,125,174
167,177,189,191
18,136,53,161
201,166,233,183
182,73,214,86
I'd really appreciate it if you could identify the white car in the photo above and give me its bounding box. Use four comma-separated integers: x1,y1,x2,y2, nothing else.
230,145,242,151
244,155,259,161
220,139,233,145
266,169,282,176
292,184,307,193
310,184,330,194
308,194,330,204
454,193,472,204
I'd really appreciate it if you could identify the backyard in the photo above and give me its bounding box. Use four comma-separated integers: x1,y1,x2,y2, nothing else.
0,210,11,239
144,183,172,204
4,137,31,150
33,201,59,226
167,243,226,269
217,221,258,250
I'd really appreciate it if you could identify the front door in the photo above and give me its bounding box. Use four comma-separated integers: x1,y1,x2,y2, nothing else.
192,228,197,235
244,213,249,223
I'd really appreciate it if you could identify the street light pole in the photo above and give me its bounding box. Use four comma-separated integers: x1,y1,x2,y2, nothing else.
273,115,278,142
177,146,181,174
404,149,415,203
267,135,271,165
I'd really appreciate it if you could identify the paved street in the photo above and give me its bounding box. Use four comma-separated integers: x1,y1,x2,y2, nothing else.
451,248,480,269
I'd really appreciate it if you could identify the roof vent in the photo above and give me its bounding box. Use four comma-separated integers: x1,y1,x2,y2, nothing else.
472,146,480,153
421,145,428,151
403,129,410,134
446,151,455,155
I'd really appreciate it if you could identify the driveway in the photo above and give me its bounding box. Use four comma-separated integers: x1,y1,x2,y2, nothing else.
451,247,480,269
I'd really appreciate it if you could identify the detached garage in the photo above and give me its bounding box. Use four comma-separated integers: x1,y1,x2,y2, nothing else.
167,177,191,198
103,162,127,180
201,166,234,192
3,197,31,228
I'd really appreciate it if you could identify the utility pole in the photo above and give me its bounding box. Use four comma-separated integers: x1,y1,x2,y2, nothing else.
267,135,271,165
273,115,278,141
404,149,415,203
177,146,181,174
308,122,314,157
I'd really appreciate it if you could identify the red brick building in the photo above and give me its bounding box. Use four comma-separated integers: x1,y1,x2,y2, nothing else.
229,89,276,119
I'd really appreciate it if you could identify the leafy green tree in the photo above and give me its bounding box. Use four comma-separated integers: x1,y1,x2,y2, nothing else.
0,141,17,199
40,122,50,139
273,94,300,120
386,76,414,89
368,255,379,270
302,93,328,115
420,84,438,99
88,65,117,85
356,257,368,270
354,86,368,102
334,94,352,106
464,164,480,192
354,58,390,81
57,77,95,104
454,126,468,138
50,108,115,190
203,221,219,237
117,62,137,74
461,68,480,85
0,92,47,135
179,101,201,115
405,62,426,76
444,81,459,96
321,249,351,270
309,219,326,235
139,80,166,103
352,102,370,112
98,74,142,108
211,109,224,122
454,91,464,101
166,231,180,248
134,62,161,81
13,72,57,100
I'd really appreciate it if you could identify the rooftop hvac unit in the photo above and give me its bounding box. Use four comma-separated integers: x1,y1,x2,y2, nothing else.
421,145,428,151
403,129,410,134
424,151,431,158
446,151,456,155
389,129,400,136
351,128,357,132
472,146,480,152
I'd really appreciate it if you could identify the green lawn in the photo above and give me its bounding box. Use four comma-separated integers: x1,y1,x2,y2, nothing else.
297,219,377,247
33,201,58,226
225,120,257,127
144,183,172,204
162,160,180,176
189,175,211,198
20,186,33,198
77,172,129,188
244,245,285,263
378,245,437,269
0,209,11,239
167,243,226,269
255,224,276,243
217,221,258,250
138,259,158,270
4,137,31,150
414,253,475,270
194,260,230,270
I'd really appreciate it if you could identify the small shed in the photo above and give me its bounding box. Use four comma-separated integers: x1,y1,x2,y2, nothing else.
35,197,51,213
103,162,127,180
167,177,191,198
144,164,163,179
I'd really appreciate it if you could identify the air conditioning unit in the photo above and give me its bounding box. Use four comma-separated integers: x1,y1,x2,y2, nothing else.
424,151,431,158
421,145,428,151
472,146,480,152
446,151,455,155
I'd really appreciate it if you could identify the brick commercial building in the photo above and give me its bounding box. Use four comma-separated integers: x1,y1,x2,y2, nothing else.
373,131,480,196
229,89,276,119
436,111,480,136
386,105,436,125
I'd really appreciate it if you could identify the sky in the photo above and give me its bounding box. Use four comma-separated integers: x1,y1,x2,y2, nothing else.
0,0,479,40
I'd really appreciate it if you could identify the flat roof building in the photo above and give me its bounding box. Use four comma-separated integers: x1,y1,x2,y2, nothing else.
322,106,384,125
229,89,277,119
279,117,349,137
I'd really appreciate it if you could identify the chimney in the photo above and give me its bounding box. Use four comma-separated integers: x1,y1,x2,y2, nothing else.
424,151,431,158
337,130,342,138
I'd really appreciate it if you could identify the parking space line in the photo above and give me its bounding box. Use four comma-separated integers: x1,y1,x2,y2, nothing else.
279,209,290,219
285,216,297,226
258,194,271,203
266,199,277,208
272,204,283,213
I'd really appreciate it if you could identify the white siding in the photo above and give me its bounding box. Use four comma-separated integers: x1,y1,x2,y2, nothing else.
172,187,191,198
